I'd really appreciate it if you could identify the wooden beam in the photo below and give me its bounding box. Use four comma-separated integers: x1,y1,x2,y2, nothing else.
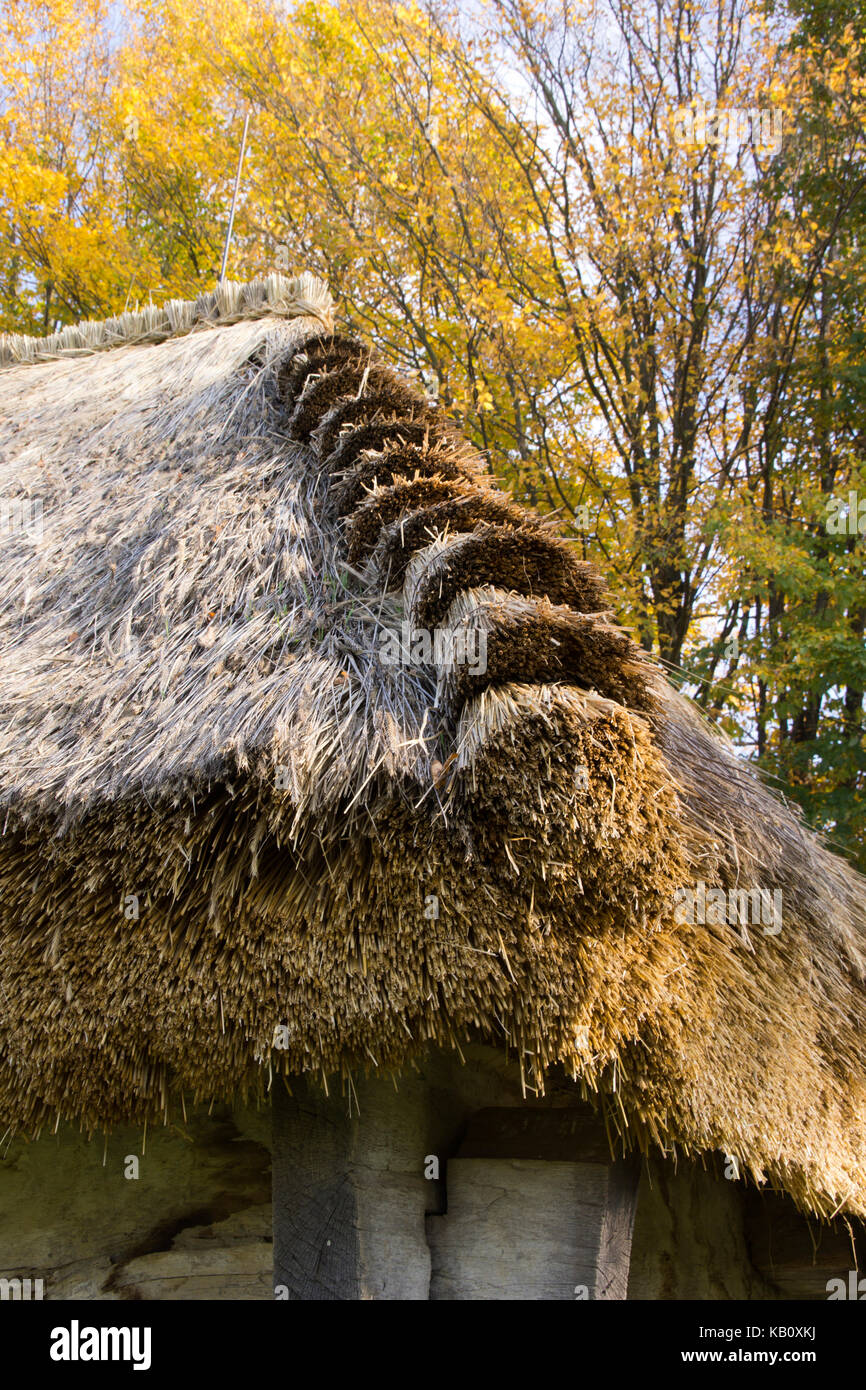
427,1105,639,1300
427,1155,639,1300
457,1105,619,1163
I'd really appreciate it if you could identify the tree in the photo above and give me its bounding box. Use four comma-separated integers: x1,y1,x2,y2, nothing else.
688,0,866,864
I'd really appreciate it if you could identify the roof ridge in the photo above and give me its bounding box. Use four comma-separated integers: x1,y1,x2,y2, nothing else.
0,270,333,370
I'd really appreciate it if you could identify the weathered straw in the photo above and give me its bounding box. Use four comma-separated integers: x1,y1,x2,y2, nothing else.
0,272,332,367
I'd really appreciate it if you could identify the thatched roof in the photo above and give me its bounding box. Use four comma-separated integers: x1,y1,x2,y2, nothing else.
1,275,864,1219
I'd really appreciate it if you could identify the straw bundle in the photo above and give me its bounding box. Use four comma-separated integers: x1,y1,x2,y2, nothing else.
0,272,332,367
0,281,864,1220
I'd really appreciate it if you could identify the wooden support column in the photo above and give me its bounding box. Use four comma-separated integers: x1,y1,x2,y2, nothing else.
272,1073,436,1300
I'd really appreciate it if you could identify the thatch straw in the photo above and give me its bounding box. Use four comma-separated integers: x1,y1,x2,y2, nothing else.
0,273,332,367
0,284,864,1221
435,587,652,710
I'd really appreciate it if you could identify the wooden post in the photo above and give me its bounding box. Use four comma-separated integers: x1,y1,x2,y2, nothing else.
272,1057,640,1301
272,1074,434,1300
